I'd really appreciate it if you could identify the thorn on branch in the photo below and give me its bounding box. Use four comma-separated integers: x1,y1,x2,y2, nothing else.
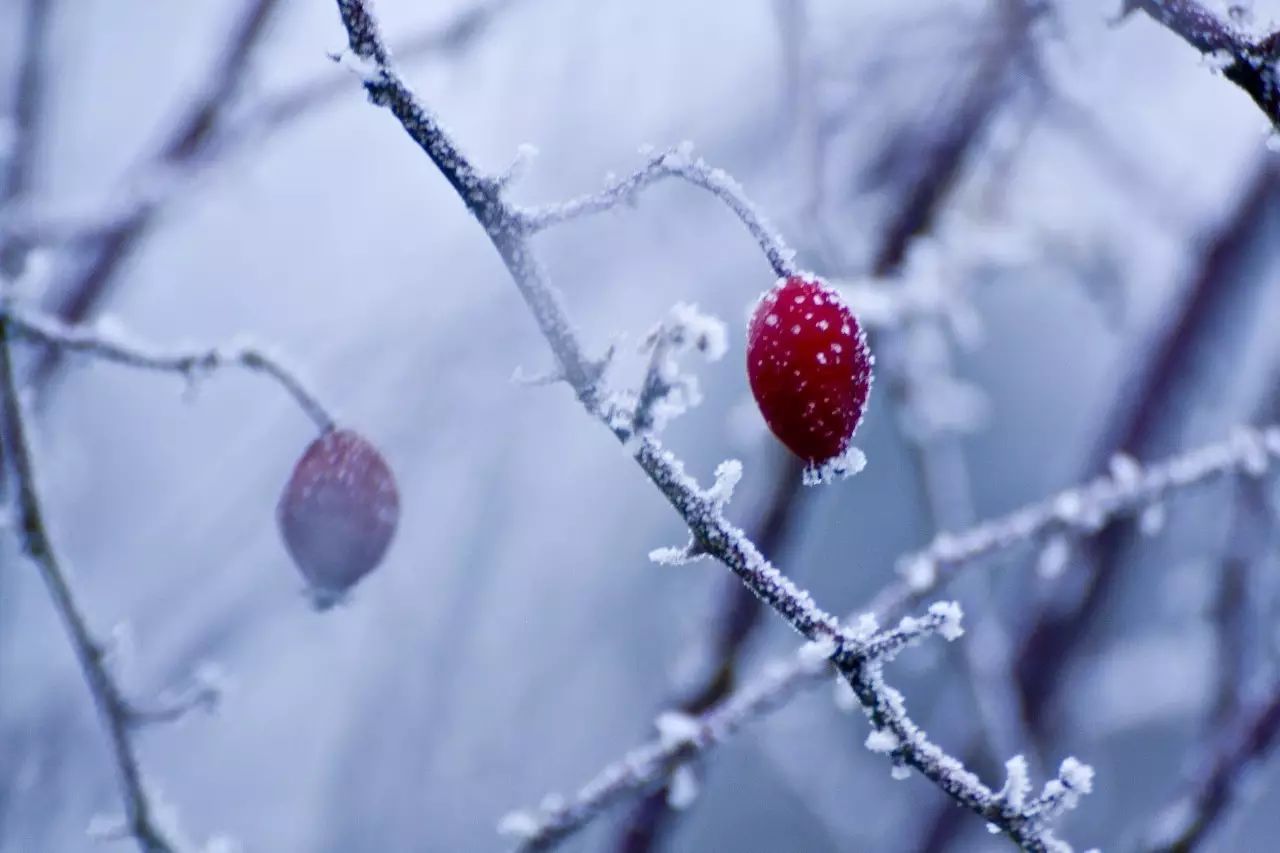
628,303,727,439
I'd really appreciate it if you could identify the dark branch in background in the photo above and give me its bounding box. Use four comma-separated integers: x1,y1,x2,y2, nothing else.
28,0,282,387
0,0,55,839
613,3,1043,848
921,155,1280,851
1121,0,1280,128
0,0,528,253
528,419,1280,847
330,3,1097,850
0,0,52,275
1141,681,1280,852
0,314,181,852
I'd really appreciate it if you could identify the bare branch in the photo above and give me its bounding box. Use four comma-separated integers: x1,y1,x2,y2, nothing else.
0,316,182,853
518,423,1280,845
513,144,798,279
331,2,1093,849
3,305,335,433
1140,678,1280,852
29,0,283,388
1122,0,1280,128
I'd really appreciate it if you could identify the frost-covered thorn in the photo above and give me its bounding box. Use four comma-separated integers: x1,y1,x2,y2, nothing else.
666,765,700,810
647,536,708,566
929,601,965,641
996,755,1032,811
897,554,938,592
630,305,724,437
704,459,743,509
86,813,129,842
510,363,566,387
497,810,542,841
1031,757,1095,820
1036,534,1072,580
864,728,900,755
125,662,226,728
497,143,539,189
654,710,702,749
327,47,385,85
796,635,839,674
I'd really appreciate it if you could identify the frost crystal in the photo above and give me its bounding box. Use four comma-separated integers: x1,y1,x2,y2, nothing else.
655,711,701,748
668,302,728,361
1037,535,1071,580
706,459,743,507
928,601,964,641
797,636,838,673
802,445,867,486
1000,755,1031,810
497,810,541,839
666,765,699,810
1138,502,1167,536
898,555,938,592
865,729,900,754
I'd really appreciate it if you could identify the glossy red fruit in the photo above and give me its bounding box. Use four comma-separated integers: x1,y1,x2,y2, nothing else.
277,428,400,607
746,274,873,477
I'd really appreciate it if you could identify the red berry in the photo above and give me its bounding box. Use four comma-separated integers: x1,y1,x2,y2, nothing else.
746,275,873,477
277,428,400,606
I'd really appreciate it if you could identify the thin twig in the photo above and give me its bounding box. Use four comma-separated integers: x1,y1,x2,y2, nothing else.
518,422,1280,845
1140,677,1280,852
0,315,181,853
514,144,797,279
331,2,1091,850
1,0,528,250
1121,0,1280,128
30,0,283,388
5,305,335,432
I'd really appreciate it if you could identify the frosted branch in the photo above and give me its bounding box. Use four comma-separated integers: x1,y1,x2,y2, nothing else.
2,305,335,433
0,317,182,853
507,601,1092,851
513,144,798,278
629,303,727,438
512,424,1280,845
331,2,1097,848
1141,678,1280,852
1120,0,1280,128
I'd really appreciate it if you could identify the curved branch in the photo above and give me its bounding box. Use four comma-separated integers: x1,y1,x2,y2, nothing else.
330,1,1092,849
5,306,336,433
0,316,181,853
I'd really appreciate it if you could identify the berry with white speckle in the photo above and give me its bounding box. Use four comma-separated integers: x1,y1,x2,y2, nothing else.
746,275,873,479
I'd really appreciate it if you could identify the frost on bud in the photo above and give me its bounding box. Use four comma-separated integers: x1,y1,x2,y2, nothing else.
277,428,400,608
